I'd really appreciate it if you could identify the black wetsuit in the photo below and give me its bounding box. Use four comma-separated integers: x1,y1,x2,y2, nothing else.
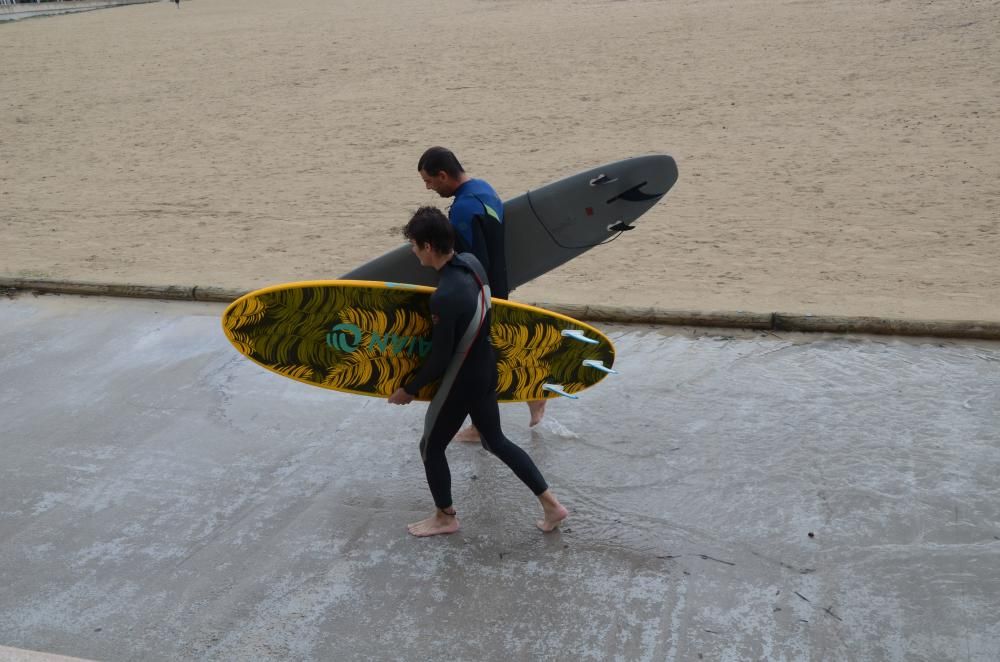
402,253,547,510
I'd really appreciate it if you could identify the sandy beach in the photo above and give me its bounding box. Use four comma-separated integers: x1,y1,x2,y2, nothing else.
2,0,998,321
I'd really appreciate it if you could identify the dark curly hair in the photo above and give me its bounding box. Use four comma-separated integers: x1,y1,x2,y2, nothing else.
403,206,454,254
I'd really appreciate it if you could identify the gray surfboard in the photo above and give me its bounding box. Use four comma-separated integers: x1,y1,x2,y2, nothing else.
341,154,678,289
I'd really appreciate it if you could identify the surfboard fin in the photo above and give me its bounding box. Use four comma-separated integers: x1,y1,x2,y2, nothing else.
543,383,579,399
582,359,618,374
589,173,619,187
561,329,599,345
607,221,635,232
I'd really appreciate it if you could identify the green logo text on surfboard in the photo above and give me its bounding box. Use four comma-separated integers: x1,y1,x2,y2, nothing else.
326,322,432,358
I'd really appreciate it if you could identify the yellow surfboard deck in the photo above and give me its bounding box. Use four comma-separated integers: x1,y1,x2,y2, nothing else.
222,280,616,402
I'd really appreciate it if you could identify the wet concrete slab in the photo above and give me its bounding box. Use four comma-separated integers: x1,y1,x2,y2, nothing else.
1,293,999,661
0,0,156,23
0,644,96,662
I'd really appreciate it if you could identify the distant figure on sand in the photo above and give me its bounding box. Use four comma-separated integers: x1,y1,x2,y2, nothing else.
417,146,547,441
388,206,568,537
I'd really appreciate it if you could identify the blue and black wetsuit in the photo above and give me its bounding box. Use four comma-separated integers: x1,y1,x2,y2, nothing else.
449,179,509,300
402,253,547,510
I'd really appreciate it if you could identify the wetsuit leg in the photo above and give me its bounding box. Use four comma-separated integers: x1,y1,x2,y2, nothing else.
467,388,548,496
420,390,470,510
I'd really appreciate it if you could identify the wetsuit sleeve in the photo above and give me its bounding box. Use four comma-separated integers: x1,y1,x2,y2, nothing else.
448,198,477,253
403,292,458,395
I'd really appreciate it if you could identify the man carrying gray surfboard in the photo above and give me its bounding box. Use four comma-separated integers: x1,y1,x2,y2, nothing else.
388,206,568,536
417,147,547,438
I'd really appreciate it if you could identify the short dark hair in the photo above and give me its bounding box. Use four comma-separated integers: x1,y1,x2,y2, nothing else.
403,206,454,254
418,146,464,179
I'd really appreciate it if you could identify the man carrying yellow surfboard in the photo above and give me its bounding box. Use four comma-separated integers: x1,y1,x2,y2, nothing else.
417,147,548,439
388,206,568,537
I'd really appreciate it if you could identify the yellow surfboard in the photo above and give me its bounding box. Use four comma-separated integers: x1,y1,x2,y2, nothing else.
222,280,616,402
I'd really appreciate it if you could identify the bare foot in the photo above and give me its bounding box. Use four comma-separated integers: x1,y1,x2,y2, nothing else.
453,425,480,443
528,399,547,427
536,490,568,532
408,509,460,537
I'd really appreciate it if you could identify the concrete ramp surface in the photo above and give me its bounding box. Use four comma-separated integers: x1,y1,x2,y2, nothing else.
1,294,998,661
0,0,157,23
